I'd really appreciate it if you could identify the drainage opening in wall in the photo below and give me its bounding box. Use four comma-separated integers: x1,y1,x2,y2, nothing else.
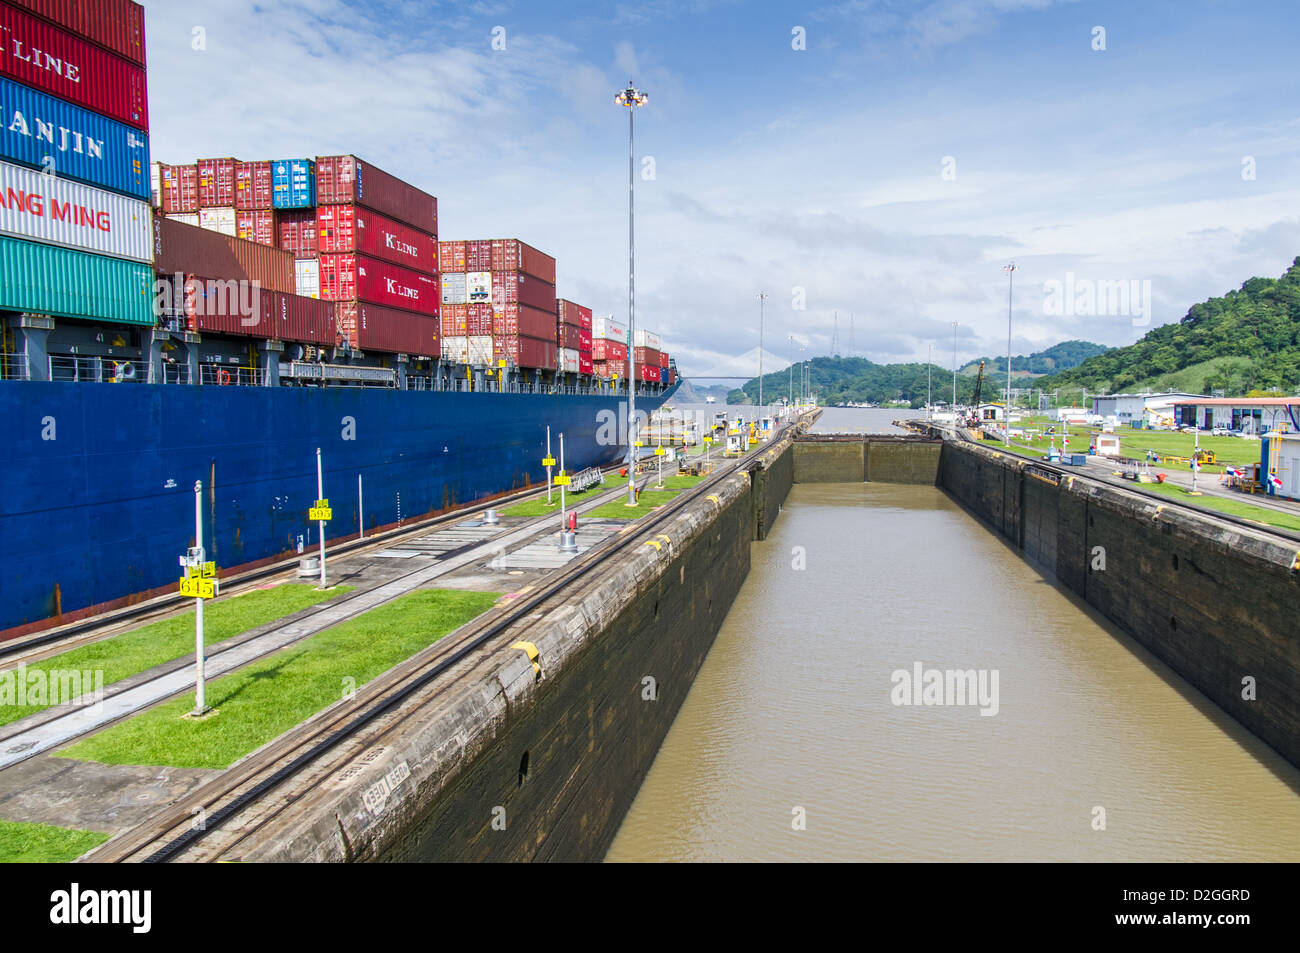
1172,554,1179,570
1170,616,1178,632
518,750,530,787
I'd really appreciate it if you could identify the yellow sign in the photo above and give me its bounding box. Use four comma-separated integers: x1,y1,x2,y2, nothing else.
185,562,217,579
315,498,329,509
179,576,217,599
554,474,571,486
310,507,333,521
654,446,666,456
634,440,643,448
542,456,556,467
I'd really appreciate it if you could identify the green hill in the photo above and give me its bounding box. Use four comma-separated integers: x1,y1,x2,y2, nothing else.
960,340,1110,376
1037,258,1300,396
733,356,993,408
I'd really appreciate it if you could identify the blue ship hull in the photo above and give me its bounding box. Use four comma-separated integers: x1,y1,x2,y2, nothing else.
0,382,673,634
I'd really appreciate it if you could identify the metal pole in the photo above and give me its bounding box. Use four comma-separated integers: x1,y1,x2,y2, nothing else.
316,447,326,588
952,321,958,411
788,334,794,406
1005,263,1015,447
193,480,206,715
757,293,767,412
626,98,638,506
559,432,567,525
358,473,364,540
1193,428,1200,492
927,344,932,419
546,426,553,504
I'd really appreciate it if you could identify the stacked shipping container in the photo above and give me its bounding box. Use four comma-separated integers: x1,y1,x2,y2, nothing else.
439,239,557,370
0,0,155,324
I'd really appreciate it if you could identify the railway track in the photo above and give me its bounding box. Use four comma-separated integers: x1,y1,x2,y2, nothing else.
81,417,809,862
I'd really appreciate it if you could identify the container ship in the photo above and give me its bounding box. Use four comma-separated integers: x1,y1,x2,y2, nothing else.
0,0,678,636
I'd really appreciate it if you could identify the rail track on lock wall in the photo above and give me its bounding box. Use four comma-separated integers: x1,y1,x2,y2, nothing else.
82,414,814,862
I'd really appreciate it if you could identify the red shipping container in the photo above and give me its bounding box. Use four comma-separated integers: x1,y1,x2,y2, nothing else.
440,304,466,337
163,273,274,338
7,0,146,67
489,239,555,284
319,253,439,316
659,350,670,368
556,299,591,328
492,303,555,339
236,209,275,247
0,3,148,130
335,301,440,357
438,239,466,273
317,205,437,273
467,302,492,335
634,346,661,367
591,339,628,363
492,271,555,313
637,363,661,383
315,155,437,235
465,239,492,272
277,209,317,257
197,158,236,208
234,160,273,210
160,164,198,214
494,334,556,370
579,329,592,353
153,213,294,294
559,324,583,350
579,354,593,376
272,291,334,345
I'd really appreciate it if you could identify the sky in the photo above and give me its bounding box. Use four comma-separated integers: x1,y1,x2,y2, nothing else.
142,0,1300,379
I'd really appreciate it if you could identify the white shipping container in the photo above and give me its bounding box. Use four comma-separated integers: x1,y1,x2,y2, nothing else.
440,272,467,305
294,258,320,299
166,213,199,227
198,206,237,237
559,347,580,374
633,328,661,350
442,336,468,363
150,160,162,208
467,271,491,304
467,335,493,365
0,159,152,263
593,315,628,342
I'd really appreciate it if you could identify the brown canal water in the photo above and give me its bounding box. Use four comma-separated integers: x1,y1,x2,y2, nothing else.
605,482,1300,862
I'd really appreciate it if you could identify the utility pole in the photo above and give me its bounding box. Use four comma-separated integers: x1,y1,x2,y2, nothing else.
756,292,768,412
927,344,932,419
1004,262,1016,447
616,81,648,507
952,321,959,411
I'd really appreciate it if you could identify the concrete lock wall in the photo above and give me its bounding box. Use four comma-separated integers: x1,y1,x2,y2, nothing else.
793,436,941,484
938,437,1300,768
238,435,798,862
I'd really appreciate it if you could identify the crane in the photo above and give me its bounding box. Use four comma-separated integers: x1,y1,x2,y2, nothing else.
964,361,987,427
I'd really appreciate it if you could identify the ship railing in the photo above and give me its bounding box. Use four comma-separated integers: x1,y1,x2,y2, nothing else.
568,467,605,493
199,363,264,387
49,354,152,384
0,353,33,381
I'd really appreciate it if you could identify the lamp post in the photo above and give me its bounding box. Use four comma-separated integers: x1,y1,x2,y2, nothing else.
952,321,959,412
927,344,932,419
1004,262,1016,447
756,292,768,413
787,333,794,406
616,80,648,506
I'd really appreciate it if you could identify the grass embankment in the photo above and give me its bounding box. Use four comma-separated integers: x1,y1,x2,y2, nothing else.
587,489,681,519
1139,482,1300,533
0,819,109,863
0,584,350,728
59,588,500,770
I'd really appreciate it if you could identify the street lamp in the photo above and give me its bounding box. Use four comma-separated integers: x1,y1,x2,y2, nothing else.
616,80,648,506
756,292,768,411
787,333,795,405
1003,262,1016,447
952,321,959,413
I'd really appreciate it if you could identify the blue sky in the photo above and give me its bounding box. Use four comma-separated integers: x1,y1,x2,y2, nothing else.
143,0,1300,377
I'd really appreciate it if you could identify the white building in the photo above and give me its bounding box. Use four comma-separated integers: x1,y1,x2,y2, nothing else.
1264,432,1300,499
1170,397,1300,434
1055,406,1090,424
1092,392,1207,425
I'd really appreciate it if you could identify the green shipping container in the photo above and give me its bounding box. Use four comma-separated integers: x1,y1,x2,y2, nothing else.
0,236,155,325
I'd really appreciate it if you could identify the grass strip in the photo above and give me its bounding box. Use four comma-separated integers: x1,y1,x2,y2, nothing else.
58,588,500,770
0,819,109,863
0,584,351,728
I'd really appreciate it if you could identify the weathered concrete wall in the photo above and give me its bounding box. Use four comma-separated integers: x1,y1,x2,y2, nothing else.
237,439,799,863
793,439,864,482
794,436,941,485
939,437,1300,768
865,439,941,484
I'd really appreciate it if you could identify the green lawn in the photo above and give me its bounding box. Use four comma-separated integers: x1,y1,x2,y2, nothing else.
641,474,705,491
586,489,681,519
502,497,564,517
0,584,351,728
1139,482,1300,533
58,588,500,770
0,819,109,863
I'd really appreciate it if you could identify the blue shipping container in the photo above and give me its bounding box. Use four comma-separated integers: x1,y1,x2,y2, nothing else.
272,158,316,209
0,76,150,202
